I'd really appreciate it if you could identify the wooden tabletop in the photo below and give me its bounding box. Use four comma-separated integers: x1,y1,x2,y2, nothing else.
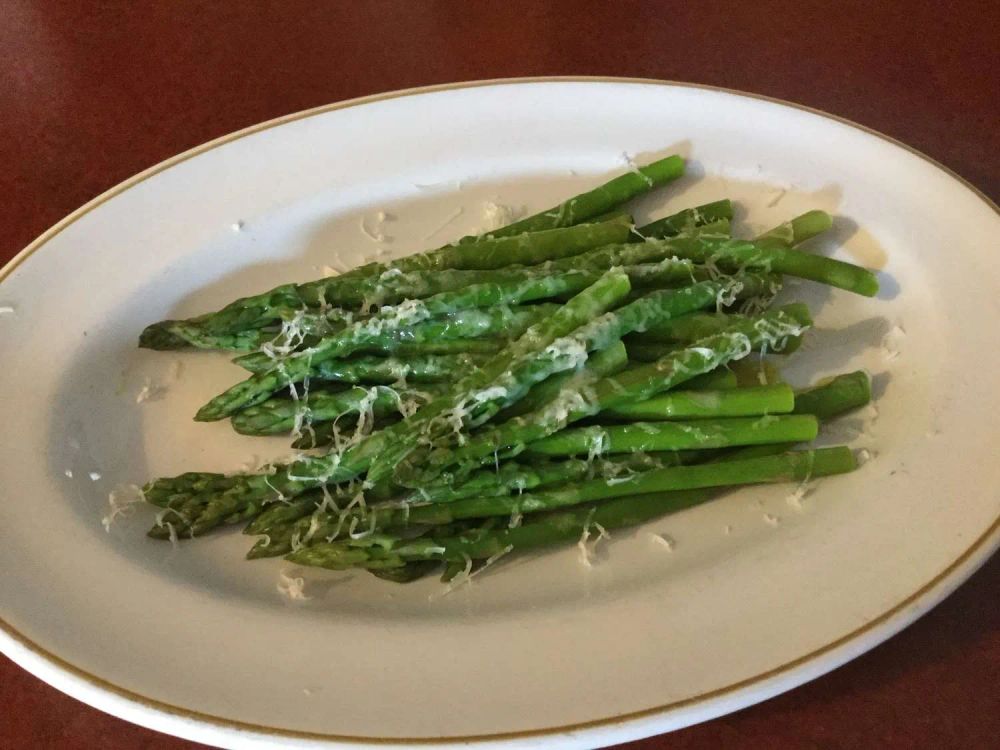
2,2,998,748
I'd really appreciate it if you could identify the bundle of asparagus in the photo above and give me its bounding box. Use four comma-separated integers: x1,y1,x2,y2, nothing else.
137,153,878,585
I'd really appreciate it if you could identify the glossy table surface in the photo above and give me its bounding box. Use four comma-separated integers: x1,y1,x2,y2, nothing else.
2,2,997,748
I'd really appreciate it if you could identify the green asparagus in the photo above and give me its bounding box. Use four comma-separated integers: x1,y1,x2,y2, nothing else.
285,447,855,570
636,199,734,239
604,383,794,420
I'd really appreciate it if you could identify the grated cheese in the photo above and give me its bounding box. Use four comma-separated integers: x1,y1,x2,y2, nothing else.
434,553,474,597
787,449,816,510
479,201,522,232
437,544,515,598
544,337,589,371
881,324,905,361
135,377,167,404
621,151,654,187
650,533,675,551
102,484,145,531
605,475,634,486
577,509,610,568
785,484,811,509
165,521,179,548
277,570,311,601
302,512,323,544
586,429,610,463
359,211,392,243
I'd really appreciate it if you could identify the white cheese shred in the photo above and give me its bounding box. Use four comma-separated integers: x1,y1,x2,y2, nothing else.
435,544,515,599
785,484,811,509
165,521,179,549
621,152,654,187
277,570,311,601
360,211,393,243
881,324,906,361
650,533,675,551
479,201,521,232
102,484,145,532
135,377,167,404
577,510,610,568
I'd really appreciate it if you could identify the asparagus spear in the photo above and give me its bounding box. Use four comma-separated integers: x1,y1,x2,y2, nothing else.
241,488,341,536
631,310,762,343
624,307,806,361
232,305,552,373
545,240,701,276
301,251,626,311
142,472,230,507
245,452,690,558
285,447,855,570
756,210,833,248
603,383,794,421
230,384,444,436
139,325,277,352
627,336,801,363
300,353,488,384
667,237,878,296
494,341,628,421
635,199,734,239
681,369,739,391
483,154,684,237
369,560,442,583
525,414,818,457
794,370,872,418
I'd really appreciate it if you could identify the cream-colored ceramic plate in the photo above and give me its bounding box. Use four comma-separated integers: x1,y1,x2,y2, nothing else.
1,79,998,749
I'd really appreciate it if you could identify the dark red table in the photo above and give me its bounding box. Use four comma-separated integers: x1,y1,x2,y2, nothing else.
2,2,998,748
